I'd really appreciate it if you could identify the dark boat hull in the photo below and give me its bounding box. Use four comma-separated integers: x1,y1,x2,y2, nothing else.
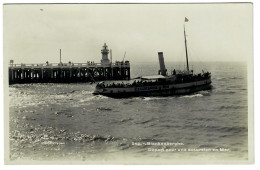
94,81,212,98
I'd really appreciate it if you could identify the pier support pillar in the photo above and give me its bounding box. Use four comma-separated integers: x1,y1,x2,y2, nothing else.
41,69,44,80
21,70,24,80
11,69,14,81
51,69,53,79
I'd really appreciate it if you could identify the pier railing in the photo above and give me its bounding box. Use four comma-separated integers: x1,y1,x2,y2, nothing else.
9,61,130,69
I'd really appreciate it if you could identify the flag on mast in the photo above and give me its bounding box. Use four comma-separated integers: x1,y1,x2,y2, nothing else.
185,17,189,22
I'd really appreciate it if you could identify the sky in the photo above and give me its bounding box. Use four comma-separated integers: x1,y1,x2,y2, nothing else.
3,3,253,64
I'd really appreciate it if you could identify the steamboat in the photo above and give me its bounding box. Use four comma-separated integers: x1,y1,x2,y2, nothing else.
93,18,212,98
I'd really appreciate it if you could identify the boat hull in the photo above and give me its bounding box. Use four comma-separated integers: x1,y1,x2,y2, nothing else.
93,79,212,98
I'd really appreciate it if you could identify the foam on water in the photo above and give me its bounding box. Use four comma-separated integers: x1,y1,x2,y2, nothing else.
143,97,170,101
180,94,203,98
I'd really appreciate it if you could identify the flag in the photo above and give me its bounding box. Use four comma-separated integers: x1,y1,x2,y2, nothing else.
185,17,189,22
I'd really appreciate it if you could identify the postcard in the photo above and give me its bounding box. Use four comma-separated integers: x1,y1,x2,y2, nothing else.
4,3,254,164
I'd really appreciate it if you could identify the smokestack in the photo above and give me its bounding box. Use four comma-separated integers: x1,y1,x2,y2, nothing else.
158,52,167,76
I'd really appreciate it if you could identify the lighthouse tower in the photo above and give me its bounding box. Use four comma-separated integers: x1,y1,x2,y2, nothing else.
101,43,110,65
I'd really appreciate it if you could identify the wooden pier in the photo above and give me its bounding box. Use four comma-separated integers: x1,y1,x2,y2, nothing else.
9,61,130,84
8,43,131,84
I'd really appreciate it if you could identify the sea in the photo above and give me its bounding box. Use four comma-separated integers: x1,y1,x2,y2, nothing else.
8,62,248,163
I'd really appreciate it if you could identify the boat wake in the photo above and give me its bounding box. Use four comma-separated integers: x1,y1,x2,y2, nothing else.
181,90,211,98
143,97,169,101
180,94,203,98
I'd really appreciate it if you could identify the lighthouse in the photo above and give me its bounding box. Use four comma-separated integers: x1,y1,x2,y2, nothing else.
101,43,110,65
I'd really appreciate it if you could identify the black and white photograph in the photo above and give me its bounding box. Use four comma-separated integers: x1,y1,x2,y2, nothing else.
3,3,254,164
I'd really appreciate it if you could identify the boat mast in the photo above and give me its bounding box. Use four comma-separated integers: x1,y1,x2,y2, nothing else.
184,25,189,73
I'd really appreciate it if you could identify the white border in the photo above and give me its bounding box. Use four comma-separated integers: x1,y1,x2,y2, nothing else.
1,0,259,169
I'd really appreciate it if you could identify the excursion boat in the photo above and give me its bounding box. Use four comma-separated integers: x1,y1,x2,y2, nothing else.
93,18,212,98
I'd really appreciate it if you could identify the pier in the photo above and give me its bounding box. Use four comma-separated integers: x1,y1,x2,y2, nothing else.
8,43,130,84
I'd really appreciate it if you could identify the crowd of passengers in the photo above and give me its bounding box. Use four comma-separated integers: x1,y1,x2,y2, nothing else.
96,71,210,88
96,80,159,88
176,72,211,83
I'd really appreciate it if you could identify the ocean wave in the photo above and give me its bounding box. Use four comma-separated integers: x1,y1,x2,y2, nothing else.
218,126,247,134
205,126,247,134
219,105,244,110
143,97,169,101
227,85,241,89
81,91,94,94
63,134,120,144
180,94,203,98
10,127,120,145
226,91,236,94
187,117,215,122
54,110,70,115
230,77,243,79
54,90,78,95
134,118,157,125
198,90,211,96
215,90,236,95
120,118,133,123
55,92,68,95
135,120,152,124
94,95,109,100
79,95,108,103
79,96,96,103
159,124,182,128
214,76,243,81
121,99,137,105
96,107,112,111
214,77,227,81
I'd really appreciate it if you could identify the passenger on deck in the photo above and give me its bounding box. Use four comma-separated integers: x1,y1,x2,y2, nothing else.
173,69,176,75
